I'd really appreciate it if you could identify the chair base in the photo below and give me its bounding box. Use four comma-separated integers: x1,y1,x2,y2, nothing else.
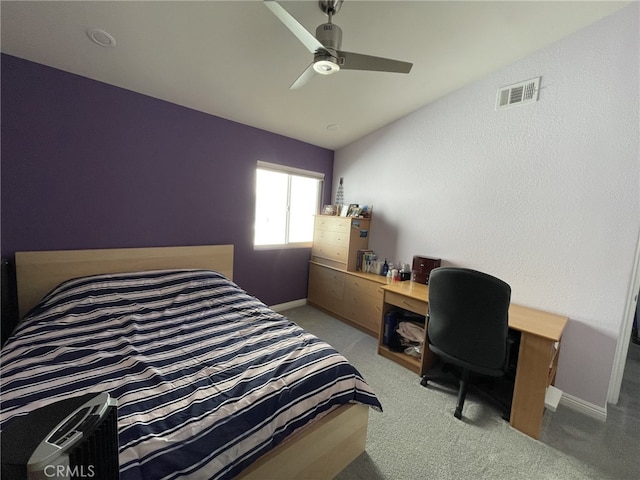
421,362,512,421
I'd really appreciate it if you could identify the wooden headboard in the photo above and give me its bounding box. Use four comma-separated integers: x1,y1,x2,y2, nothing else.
15,245,234,318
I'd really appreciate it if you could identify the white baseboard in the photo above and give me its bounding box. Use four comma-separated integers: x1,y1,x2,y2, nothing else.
559,392,607,422
268,298,307,312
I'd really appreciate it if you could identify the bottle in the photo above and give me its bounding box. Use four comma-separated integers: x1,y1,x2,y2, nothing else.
400,263,411,281
383,311,398,346
381,259,389,277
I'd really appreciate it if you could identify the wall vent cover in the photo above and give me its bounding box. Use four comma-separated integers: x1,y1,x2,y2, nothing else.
496,77,540,110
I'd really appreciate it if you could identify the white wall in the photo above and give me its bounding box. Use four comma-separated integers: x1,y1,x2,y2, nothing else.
334,4,639,408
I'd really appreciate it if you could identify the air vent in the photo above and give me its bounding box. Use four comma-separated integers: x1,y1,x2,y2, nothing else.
496,77,540,110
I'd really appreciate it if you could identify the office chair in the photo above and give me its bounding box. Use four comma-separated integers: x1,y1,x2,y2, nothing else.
421,267,511,420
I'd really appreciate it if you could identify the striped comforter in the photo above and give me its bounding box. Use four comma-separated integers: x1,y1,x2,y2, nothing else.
0,269,382,479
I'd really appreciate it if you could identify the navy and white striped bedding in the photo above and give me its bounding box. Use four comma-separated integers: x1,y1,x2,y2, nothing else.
0,269,382,479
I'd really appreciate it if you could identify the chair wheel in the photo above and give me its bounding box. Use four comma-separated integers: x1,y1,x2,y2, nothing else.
454,409,462,420
420,377,429,387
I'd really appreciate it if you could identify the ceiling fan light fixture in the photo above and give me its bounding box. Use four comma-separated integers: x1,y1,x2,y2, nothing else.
313,59,340,75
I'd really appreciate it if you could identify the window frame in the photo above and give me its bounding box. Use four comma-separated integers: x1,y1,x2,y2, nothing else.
254,161,324,250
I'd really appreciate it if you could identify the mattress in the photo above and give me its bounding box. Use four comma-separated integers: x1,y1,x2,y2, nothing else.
0,269,382,479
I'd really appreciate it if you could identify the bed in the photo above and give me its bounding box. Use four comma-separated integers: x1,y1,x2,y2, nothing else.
0,245,381,479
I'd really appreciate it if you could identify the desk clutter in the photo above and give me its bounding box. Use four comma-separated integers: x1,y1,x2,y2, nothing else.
358,252,441,284
356,251,409,279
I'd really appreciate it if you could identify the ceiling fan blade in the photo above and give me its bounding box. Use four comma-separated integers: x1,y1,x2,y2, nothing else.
264,1,326,54
289,63,316,90
338,51,413,74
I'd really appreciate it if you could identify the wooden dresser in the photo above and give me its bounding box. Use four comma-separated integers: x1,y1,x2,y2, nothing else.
311,215,370,271
308,215,387,336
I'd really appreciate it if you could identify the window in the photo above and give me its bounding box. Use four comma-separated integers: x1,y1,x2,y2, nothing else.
254,161,324,248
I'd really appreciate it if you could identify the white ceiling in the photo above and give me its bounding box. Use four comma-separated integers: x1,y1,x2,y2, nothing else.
0,1,631,149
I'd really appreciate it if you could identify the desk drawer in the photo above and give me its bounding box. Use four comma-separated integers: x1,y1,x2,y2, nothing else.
385,291,427,316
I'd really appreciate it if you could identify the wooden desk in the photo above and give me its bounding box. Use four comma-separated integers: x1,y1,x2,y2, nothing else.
378,281,434,374
378,281,568,439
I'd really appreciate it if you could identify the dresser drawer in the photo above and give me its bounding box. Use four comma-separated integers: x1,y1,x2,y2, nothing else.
312,244,349,264
313,229,349,247
315,217,352,234
308,281,344,301
308,285,345,309
342,276,384,334
344,277,384,300
308,264,345,298
309,262,346,284
344,299,382,333
308,264,347,317
384,291,428,316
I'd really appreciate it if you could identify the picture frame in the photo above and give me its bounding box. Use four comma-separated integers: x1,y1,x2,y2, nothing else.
346,204,361,217
322,204,337,216
360,205,373,218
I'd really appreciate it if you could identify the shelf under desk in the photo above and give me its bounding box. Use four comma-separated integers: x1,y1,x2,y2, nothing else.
378,281,568,439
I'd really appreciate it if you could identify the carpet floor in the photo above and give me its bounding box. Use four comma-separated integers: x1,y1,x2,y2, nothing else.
282,305,640,480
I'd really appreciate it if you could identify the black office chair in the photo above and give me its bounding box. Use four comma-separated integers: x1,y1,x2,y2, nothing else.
421,267,512,420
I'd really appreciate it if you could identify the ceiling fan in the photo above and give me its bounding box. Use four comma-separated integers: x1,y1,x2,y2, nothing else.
264,0,413,89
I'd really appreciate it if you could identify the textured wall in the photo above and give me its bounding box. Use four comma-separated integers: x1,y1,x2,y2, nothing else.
1,54,334,306
334,4,639,407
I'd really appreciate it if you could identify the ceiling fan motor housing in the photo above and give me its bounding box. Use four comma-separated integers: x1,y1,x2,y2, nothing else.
316,22,342,51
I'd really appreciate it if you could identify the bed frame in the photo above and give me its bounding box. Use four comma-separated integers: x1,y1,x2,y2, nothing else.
14,245,369,479
15,245,234,318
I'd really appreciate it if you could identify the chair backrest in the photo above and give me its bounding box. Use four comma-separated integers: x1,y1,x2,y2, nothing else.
427,267,511,375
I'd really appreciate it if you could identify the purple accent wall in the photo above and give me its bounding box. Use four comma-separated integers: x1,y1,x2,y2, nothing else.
1,54,334,306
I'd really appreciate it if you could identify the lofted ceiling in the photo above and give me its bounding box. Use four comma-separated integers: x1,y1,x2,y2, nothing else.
0,1,631,149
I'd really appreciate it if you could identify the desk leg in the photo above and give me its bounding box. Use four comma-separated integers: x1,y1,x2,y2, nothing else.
510,332,552,439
